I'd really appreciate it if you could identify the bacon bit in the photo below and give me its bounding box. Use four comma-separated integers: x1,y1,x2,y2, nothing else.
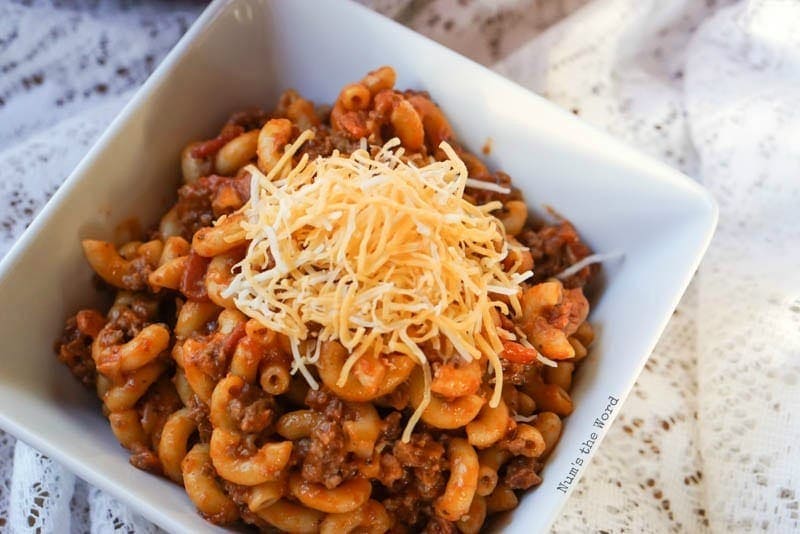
190,124,245,159
501,340,539,364
180,251,211,301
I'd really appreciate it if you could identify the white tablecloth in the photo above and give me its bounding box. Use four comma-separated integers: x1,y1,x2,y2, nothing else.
0,1,797,532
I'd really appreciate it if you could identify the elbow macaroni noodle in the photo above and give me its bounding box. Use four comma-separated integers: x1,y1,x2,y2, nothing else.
55,66,601,532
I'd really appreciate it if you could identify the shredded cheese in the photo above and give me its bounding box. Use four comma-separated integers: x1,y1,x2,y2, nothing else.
464,178,511,194
222,133,533,440
555,251,623,280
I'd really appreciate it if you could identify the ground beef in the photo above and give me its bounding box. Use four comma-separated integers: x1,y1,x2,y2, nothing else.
186,322,246,382
371,412,407,489
56,310,104,388
378,411,403,443
378,383,410,411
129,443,161,474
106,294,156,331
226,108,270,131
383,488,431,529
298,388,359,489
139,377,182,446
187,395,213,443
234,508,265,532
116,254,154,291
122,294,159,320
391,433,448,499
503,456,542,490
518,220,596,288
174,174,250,239
98,313,142,347
378,451,405,487
392,433,444,467
304,387,341,413
227,382,275,434
129,386,181,478
93,296,157,366
220,481,269,530
298,124,361,160
221,480,249,506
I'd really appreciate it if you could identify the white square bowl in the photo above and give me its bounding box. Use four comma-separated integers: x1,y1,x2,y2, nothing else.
0,0,716,532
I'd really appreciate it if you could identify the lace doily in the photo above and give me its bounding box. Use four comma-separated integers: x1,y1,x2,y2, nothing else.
0,0,797,532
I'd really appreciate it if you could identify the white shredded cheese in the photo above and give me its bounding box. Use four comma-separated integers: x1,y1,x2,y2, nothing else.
464,178,512,194
555,251,624,280
223,134,533,439
537,353,558,367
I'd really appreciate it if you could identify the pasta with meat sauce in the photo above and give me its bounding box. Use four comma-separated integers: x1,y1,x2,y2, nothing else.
56,66,600,533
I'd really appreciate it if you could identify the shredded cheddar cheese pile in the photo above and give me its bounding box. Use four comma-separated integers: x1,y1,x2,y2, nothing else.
223,131,532,438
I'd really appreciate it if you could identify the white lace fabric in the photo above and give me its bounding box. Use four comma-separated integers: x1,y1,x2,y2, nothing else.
0,0,798,532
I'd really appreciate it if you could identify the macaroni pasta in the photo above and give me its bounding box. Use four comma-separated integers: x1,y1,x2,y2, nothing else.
56,66,601,532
